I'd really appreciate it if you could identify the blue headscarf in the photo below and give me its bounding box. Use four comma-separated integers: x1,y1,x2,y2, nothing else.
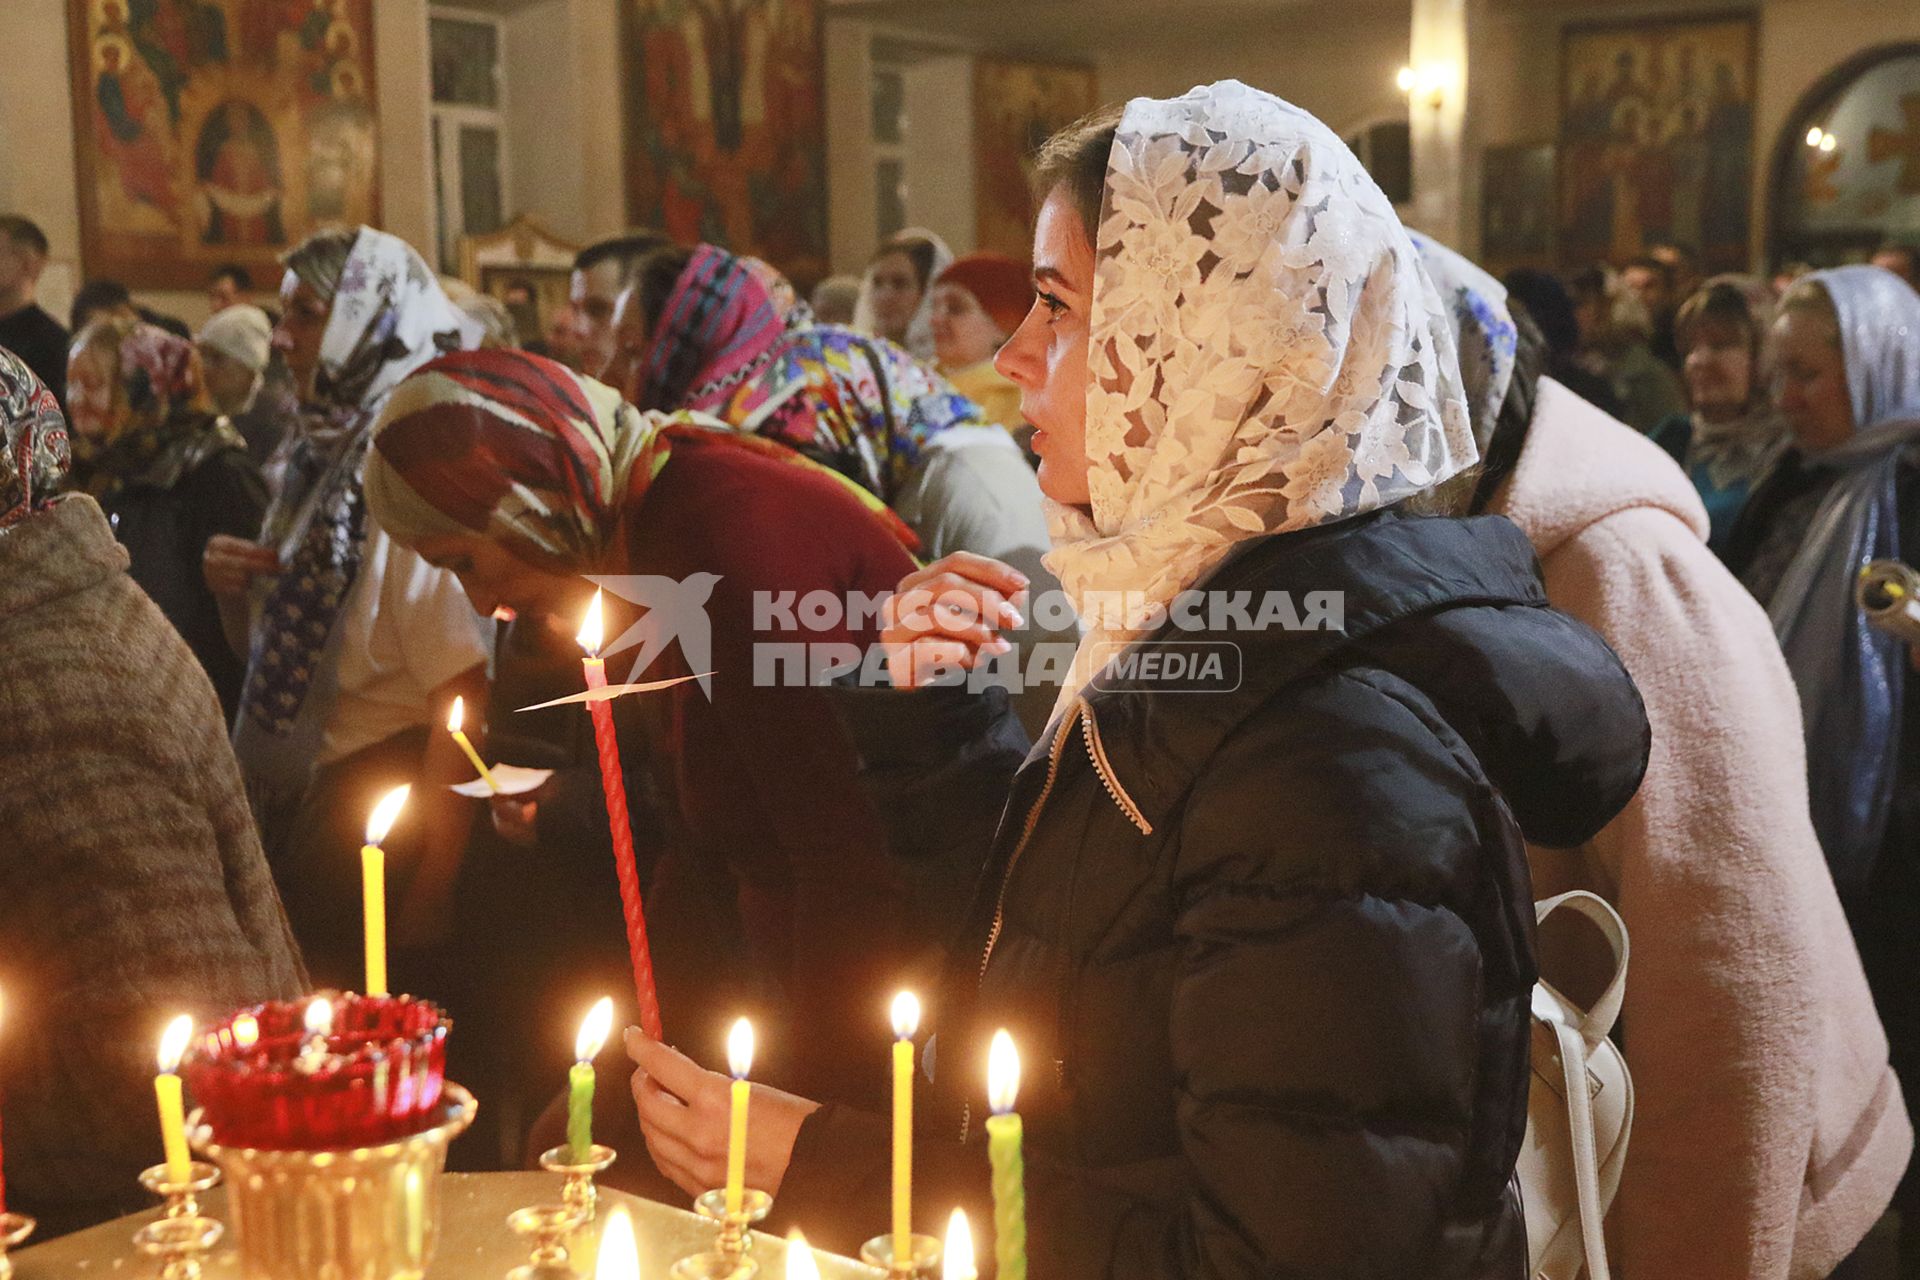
1767,264,1920,891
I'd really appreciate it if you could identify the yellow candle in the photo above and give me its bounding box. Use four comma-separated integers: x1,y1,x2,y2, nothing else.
361,785,409,996
154,1015,194,1185
891,991,920,1261
786,1229,822,1280
944,1208,976,1280
725,1017,754,1216
446,696,501,793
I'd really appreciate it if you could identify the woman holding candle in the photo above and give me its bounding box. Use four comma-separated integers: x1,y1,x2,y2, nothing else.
621,82,1652,1277
362,348,1010,1106
0,349,304,1234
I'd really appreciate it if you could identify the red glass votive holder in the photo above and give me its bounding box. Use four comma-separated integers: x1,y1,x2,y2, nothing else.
182,992,450,1150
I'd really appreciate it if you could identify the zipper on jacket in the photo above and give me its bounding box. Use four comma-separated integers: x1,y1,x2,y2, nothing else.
964,703,1082,1143
1080,704,1153,836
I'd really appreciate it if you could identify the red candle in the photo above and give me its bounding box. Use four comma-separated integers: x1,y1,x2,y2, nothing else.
578,591,664,1040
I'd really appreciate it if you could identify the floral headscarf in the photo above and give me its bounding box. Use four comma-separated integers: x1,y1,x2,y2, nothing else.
68,320,216,492
0,348,70,531
723,325,987,503
239,227,480,734
1763,264,1920,890
1046,80,1475,702
368,348,918,571
636,246,799,415
1408,233,1517,450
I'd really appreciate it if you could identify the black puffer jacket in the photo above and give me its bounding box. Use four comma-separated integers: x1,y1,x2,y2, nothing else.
780,511,1650,1279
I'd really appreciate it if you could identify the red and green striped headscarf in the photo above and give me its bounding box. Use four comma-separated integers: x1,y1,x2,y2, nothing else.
367,348,918,571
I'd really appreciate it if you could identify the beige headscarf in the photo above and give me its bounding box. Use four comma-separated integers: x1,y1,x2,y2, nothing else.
1045,80,1476,708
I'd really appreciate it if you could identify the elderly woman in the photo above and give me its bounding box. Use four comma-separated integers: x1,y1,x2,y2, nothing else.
1420,237,1909,1280
363,349,998,1102
853,228,951,361
1726,265,1920,1273
0,351,304,1234
1649,278,1790,555
66,317,266,720
619,82,1650,1276
199,226,491,987
929,252,1030,433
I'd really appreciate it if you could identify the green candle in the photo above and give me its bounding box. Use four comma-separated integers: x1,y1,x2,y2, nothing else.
986,1030,1027,1280
569,997,614,1162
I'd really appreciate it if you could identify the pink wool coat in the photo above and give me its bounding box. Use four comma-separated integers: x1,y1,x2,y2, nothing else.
1489,378,1911,1278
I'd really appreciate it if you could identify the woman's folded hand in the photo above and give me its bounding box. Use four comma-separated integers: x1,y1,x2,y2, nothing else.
880,552,1029,688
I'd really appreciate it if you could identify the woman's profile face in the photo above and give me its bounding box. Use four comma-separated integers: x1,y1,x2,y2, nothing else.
413,532,585,620
997,188,1092,507
1771,309,1854,452
866,251,923,341
929,282,1006,370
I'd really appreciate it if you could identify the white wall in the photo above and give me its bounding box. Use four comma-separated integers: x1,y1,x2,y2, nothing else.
500,0,626,247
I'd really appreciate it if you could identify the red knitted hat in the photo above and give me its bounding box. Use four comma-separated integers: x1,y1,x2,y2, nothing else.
936,253,1033,336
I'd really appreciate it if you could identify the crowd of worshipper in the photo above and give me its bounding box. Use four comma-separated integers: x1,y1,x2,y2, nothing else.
2,76,1919,1280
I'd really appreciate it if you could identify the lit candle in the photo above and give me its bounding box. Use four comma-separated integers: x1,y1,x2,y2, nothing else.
446,696,501,793
986,1030,1027,1280
154,1015,194,1185
578,590,663,1040
596,1204,639,1280
0,989,7,1215
361,784,409,997
568,997,614,1162
725,1018,754,1215
944,1208,977,1280
786,1229,822,1280
891,991,921,1262
295,997,334,1074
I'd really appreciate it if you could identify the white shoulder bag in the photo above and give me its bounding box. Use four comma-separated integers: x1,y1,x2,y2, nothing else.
1519,890,1635,1280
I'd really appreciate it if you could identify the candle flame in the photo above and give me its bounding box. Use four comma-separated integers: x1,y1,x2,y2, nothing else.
447,696,465,733
891,990,920,1041
988,1028,1021,1115
576,996,615,1062
577,589,605,656
595,1205,639,1280
365,784,410,846
786,1229,822,1280
944,1208,975,1280
1807,125,1826,147
157,1014,194,1074
233,1014,260,1051
304,997,333,1039
727,1017,755,1080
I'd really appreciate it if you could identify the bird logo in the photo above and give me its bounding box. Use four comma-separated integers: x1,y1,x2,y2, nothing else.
588,573,723,699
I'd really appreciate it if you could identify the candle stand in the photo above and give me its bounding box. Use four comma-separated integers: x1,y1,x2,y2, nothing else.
539,1142,617,1224
669,1187,772,1279
859,1232,942,1280
132,1162,223,1280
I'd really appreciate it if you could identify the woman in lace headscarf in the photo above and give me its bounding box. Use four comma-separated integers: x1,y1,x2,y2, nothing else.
852,228,951,361
1725,265,1920,1272
617,82,1650,1277
202,225,492,988
66,317,266,719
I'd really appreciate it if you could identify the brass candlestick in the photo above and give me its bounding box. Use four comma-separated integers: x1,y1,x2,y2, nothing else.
133,1162,223,1280
505,1202,589,1280
859,1233,942,1280
538,1143,617,1224
0,1212,37,1280
670,1188,772,1279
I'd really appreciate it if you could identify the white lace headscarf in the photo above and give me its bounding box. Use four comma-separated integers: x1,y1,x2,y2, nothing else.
1045,80,1476,705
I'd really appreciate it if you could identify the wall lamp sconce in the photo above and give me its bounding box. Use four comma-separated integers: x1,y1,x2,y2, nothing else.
1804,125,1837,153
1397,63,1455,112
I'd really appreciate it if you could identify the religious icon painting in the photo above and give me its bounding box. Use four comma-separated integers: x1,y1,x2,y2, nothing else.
1771,44,1920,266
1558,14,1757,272
971,58,1099,262
621,0,829,290
68,0,380,290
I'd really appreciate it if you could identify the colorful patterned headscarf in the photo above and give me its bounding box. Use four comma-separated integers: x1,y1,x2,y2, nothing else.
369,348,921,572
723,325,986,503
0,348,71,531
68,319,212,487
636,245,797,415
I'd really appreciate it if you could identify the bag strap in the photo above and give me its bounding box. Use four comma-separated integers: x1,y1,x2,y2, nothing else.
1536,890,1631,1280
1535,890,1630,1042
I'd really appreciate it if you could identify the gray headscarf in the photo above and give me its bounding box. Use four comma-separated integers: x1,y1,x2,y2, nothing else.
1766,264,1920,890
0,347,71,531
